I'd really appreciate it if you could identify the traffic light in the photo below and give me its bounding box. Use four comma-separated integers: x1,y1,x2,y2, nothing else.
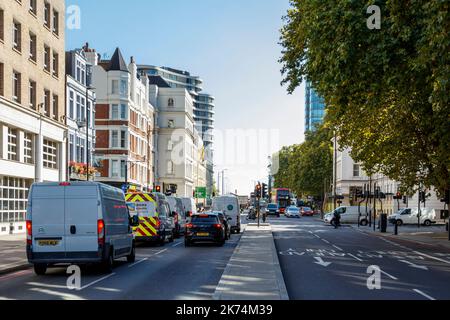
403,196,408,204
393,192,402,200
419,191,426,203
262,183,268,198
255,184,262,198
154,185,161,193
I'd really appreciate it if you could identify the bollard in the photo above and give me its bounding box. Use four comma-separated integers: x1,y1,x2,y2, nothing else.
394,222,398,235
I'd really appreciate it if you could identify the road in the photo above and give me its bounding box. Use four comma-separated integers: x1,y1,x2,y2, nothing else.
0,234,242,300
273,215,450,300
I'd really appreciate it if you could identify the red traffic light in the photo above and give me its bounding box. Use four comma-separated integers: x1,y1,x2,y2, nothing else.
155,186,161,192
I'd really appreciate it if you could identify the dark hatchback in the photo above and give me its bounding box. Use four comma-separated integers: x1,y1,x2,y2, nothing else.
185,214,226,247
267,203,280,217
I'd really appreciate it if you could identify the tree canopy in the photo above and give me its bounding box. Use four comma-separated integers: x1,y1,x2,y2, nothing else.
279,0,450,196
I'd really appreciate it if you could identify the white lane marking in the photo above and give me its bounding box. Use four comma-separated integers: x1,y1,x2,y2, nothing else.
380,270,398,280
30,287,85,300
314,257,332,267
172,242,183,247
332,245,344,251
348,253,364,262
314,234,321,239
128,258,148,268
322,239,330,244
154,249,168,255
80,273,116,291
399,260,428,271
413,251,450,265
413,289,436,301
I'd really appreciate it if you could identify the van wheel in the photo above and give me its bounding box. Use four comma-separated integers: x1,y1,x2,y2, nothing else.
34,263,47,275
159,234,166,246
102,249,114,273
169,231,174,243
127,244,136,263
424,220,432,227
396,220,403,227
360,219,368,227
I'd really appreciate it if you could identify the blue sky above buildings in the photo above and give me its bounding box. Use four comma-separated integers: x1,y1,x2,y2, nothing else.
66,0,305,194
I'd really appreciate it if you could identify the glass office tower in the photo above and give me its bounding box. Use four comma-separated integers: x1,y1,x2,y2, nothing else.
305,82,326,133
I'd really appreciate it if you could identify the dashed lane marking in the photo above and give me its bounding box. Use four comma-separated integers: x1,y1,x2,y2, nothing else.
380,269,398,280
413,289,436,301
332,245,344,252
80,273,116,291
347,253,364,262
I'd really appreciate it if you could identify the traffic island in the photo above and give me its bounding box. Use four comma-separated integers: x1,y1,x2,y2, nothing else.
0,233,30,275
213,224,289,300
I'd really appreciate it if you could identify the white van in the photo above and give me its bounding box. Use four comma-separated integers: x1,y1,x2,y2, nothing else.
324,206,371,226
212,195,241,233
180,197,197,217
26,182,139,275
388,207,437,226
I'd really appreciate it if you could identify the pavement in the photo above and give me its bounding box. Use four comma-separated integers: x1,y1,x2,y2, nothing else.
0,233,29,275
273,216,450,300
213,223,289,300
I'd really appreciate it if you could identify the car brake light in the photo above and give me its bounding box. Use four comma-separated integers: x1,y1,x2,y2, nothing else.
97,219,105,245
214,224,222,229
26,220,32,245
199,214,209,218
186,223,193,229
59,182,71,186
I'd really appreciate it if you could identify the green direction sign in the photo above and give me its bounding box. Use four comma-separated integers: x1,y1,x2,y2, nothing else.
195,187,207,199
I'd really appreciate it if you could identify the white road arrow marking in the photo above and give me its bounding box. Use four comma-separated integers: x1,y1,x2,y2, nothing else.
314,257,332,267
400,260,428,271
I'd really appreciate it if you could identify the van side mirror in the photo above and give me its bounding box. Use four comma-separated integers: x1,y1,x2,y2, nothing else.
227,217,232,221
130,215,140,227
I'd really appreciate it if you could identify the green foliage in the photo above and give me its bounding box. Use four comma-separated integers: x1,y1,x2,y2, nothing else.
273,125,333,198
279,0,450,196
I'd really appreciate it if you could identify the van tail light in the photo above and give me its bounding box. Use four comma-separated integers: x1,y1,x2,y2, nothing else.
214,224,222,229
188,211,192,217
59,182,71,186
186,223,193,229
97,219,105,245
26,220,32,245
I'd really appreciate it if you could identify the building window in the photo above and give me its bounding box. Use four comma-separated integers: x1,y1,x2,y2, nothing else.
52,51,58,77
111,160,120,178
111,104,119,119
168,98,174,107
29,0,37,15
69,134,74,161
69,91,74,119
168,120,174,128
29,32,36,61
120,104,127,119
0,177,32,223
76,137,84,163
52,9,59,35
111,104,127,120
43,89,50,116
7,128,18,161
120,80,128,96
43,45,50,72
111,131,118,148
43,2,50,29
28,80,36,109
121,160,126,178
43,139,57,169
23,132,34,164
0,63,4,96
167,161,174,174
52,94,58,120
111,80,118,94
12,71,21,103
76,95,81,120
0,9,4,42
353,164,360,177
13,20,22,52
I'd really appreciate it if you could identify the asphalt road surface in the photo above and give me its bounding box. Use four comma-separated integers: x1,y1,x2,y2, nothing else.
0,233,242,300
272,215,450,300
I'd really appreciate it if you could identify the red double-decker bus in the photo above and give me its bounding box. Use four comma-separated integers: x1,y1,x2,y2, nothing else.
271,188,291,214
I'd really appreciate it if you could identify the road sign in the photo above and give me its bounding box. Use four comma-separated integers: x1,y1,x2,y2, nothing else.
195,187,207,199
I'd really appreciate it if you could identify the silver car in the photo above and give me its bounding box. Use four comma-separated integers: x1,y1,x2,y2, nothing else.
285,206,301,218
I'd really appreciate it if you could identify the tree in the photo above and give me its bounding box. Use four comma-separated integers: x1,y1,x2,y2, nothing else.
279,0,450,197
273,125,333,199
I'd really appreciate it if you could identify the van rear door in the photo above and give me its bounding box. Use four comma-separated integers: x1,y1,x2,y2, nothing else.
65,185,99,252
31,185,66,253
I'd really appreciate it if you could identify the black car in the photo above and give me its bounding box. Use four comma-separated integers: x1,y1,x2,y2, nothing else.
185,213,226,247
267,203,280,217
211,211,232,240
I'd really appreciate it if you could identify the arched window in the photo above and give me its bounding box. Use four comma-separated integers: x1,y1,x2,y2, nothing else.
168,98,174,107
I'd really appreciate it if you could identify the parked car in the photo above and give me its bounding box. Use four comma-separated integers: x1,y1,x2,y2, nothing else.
126,192,176,245
388,208,437,226
324,206,371,226
167,196,187,238
212,195,241,234
285,206,301,218
180,197,198,219
185,213,226,247
211,211,232,240
26,182,140,275
300,207,314,217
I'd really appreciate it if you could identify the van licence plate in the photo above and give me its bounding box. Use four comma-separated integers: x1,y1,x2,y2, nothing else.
38,240,60,246
197,232,209,237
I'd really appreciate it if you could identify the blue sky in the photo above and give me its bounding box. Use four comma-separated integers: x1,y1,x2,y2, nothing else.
66,0,305,195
